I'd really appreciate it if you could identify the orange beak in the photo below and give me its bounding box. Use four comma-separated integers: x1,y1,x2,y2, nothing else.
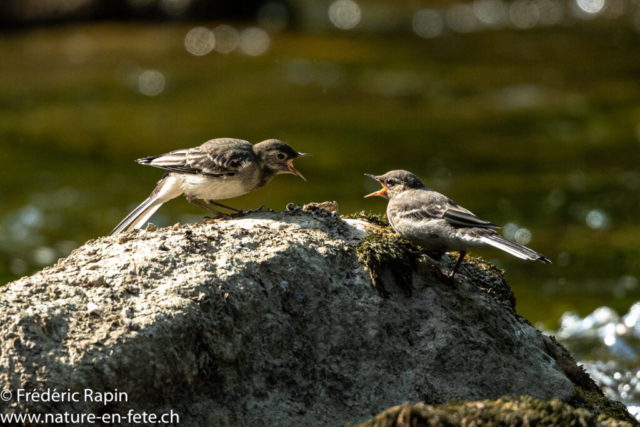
286,153,311,181
364,173,388,199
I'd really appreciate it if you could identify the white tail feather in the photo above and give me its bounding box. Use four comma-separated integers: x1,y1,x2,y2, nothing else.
126,200,164,232
109,196,163,235
479,236,532,260
109,175,182,236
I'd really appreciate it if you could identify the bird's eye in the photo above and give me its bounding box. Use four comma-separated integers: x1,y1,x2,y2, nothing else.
386,179,393,186
276,153,286,161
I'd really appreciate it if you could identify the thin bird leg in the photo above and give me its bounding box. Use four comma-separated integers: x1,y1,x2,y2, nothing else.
187,197,227,218
205,200,241,213
449,251,467,279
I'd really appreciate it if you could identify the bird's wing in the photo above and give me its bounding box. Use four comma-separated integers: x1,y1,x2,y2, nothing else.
137,139,255,176
392,191,500,229
441,201,500,229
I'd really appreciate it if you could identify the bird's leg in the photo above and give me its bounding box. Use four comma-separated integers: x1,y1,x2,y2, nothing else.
449,251,467,280
206,200,265,216
239,205,265,215
205,200,242,213
187,197,229,218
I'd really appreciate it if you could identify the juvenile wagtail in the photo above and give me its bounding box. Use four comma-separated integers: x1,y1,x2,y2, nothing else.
109,138,310,235
365,170,550,279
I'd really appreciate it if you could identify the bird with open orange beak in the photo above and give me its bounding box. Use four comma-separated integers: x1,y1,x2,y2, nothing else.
109,138,310,235
364,174,389,199
365,170,550,279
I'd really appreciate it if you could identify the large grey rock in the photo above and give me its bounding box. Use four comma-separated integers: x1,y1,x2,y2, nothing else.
0,207,610,426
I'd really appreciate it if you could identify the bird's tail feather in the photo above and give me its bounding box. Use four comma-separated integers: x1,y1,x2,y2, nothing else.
108,196,164,236
479,234,551,263
108,175,178,236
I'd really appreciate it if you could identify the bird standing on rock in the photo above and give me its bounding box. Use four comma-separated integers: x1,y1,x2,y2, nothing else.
109,138,310,235
365,170,551,279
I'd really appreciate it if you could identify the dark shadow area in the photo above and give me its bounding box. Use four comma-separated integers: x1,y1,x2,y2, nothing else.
0,0,285,30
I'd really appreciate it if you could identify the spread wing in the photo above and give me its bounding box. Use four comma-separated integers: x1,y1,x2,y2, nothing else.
137,138,255,176
391,193,500,229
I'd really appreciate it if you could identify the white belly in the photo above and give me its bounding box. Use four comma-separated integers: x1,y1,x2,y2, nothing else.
177,174,251,200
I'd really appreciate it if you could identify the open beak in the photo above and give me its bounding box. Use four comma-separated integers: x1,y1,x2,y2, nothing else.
364,173,388,198
287,153,311,181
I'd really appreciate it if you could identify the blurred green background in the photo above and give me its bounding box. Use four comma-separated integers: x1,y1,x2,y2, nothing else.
1,0,639,330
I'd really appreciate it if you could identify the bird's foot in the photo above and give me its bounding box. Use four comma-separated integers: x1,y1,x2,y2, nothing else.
445,271,457,284
231,206,265,217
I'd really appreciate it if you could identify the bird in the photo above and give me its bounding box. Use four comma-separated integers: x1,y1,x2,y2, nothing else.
364,170,551,279
109,138,310,236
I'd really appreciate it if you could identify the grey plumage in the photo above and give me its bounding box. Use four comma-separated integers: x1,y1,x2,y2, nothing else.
365,170,550,279
136,138,256,176
109,138,309,236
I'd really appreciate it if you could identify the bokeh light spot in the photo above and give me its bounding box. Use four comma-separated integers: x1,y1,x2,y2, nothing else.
510,0,540,29
159,0,192,17
586,209,609,229
577,0,606,14
503,223,519,240
138,70,165,96
213,25,240,54
514,228,532,245
239,28,270,56
413,9,444,38
474,0,507,26
257,2,290,32
33,246,57,266
447,4,481,33
329,0,361,30
184,27,215,56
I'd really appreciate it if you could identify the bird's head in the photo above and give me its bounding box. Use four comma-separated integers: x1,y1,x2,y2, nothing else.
254,139,311,181
364,170,425,200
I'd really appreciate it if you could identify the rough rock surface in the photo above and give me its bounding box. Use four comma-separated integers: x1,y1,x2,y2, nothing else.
0,207,632,426
355,396,634,427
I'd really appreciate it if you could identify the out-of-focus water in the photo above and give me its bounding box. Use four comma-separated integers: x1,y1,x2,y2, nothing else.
1,7,639,331
553,302,640,420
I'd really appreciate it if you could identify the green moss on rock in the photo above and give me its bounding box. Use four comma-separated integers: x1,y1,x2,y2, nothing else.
571,387,639,426
348,211,418,296
352,396,636,427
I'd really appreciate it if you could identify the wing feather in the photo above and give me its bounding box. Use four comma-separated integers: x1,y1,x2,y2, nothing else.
136,138,255,176
392,192,500,229
443,202,500,229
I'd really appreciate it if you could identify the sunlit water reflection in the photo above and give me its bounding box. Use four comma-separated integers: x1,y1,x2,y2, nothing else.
551,303,640,420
